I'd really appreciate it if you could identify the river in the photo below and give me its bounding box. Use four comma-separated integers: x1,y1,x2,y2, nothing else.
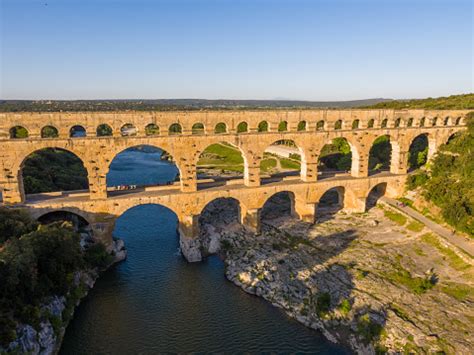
60,147,347,354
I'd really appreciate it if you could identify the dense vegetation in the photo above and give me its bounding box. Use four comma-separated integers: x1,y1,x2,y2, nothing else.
407,112,474,236
0,208,112,347
22,148,88,194
365,93,474,110
0,98,390,112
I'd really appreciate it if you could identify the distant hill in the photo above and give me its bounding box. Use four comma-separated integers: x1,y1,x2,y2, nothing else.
0,98,392,112
1,94,472,112
363,93,474,110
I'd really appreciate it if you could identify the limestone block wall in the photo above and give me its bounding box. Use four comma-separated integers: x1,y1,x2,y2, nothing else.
0,109,468,205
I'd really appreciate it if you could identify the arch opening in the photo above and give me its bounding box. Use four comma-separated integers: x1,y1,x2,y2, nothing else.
121,123,137,136
316,120,325,131
41,125,59,138
368,135,392,174
21,148,88,196
367,119,375,128
258,121,268,132
260,139,302,185
70,125,86,138
381,119,388,128
446,132,461,145
145,123,160,136
261,191,296,224
365,183,387,211
198,197,242,255
334,120,342,130
113,203,179,258
192,123,205,135
196,142,245,188
407,118,414,127
237,121,248,133
214,122,227,134
352,120,360,129
10,126,29,139
38,210,89,232
316,187,344,222
107,145,179,196
318,138,352,179
278,121,288,132
97,124,113,136
297,121,307,131
408,134,429,171
394,118,401,128
169,123,182,135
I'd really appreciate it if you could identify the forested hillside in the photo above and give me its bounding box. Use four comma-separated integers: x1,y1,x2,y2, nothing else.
366,93,474,110
0,209,112,348
407,112,474,236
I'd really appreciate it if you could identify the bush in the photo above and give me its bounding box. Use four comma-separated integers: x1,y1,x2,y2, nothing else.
357,313,384,343
406,172,429,190
315,292,331,316
84,243,113,269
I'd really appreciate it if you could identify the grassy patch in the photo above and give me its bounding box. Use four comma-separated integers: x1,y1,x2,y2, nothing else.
338,298,352,316
406,220,424,233
260,158,277,172
384,258,436,294
420,233,471,271
383,209,407,226
413,246,426,256
197,143,244,166
441,282,474,301
280,157,300,170
398,197,414,207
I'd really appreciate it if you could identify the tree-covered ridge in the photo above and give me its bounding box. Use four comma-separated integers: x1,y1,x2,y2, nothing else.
0,208,112,347
408,112,474,236
0,98,391,112
365,93,474,110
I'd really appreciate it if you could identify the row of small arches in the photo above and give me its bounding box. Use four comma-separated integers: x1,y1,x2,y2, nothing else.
8,116,464,139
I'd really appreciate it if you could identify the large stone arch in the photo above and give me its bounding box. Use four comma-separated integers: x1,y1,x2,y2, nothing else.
317,135,363,179
258,137,307,183
367,134,404,174
193,139,250,186
105,143,182,192
29,206,92,225
13,145,91,202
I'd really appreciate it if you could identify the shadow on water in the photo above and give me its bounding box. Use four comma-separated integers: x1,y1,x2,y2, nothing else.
60,149,348,353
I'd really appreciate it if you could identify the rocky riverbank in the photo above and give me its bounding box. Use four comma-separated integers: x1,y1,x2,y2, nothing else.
2,236,126,354
199,199,474,354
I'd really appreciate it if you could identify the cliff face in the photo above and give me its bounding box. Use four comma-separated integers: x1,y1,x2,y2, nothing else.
199,200,473,354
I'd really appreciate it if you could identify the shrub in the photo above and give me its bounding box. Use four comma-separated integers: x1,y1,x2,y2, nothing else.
84,243,113,269
357,313,385,343
406,172,429,190
315,292,331,316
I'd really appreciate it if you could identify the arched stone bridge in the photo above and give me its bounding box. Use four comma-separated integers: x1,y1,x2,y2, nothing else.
0,109,469,261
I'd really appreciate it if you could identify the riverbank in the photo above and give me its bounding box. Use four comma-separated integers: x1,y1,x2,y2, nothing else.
201,201,474,353
1,236,126,354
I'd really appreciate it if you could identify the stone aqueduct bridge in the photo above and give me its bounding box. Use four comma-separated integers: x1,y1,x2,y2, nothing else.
0,109,468,261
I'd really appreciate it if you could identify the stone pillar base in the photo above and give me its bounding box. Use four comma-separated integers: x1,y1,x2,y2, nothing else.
294,200,317,223
242,208,261,234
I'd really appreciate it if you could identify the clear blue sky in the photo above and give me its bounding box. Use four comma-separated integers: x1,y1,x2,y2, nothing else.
1,0,472,100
